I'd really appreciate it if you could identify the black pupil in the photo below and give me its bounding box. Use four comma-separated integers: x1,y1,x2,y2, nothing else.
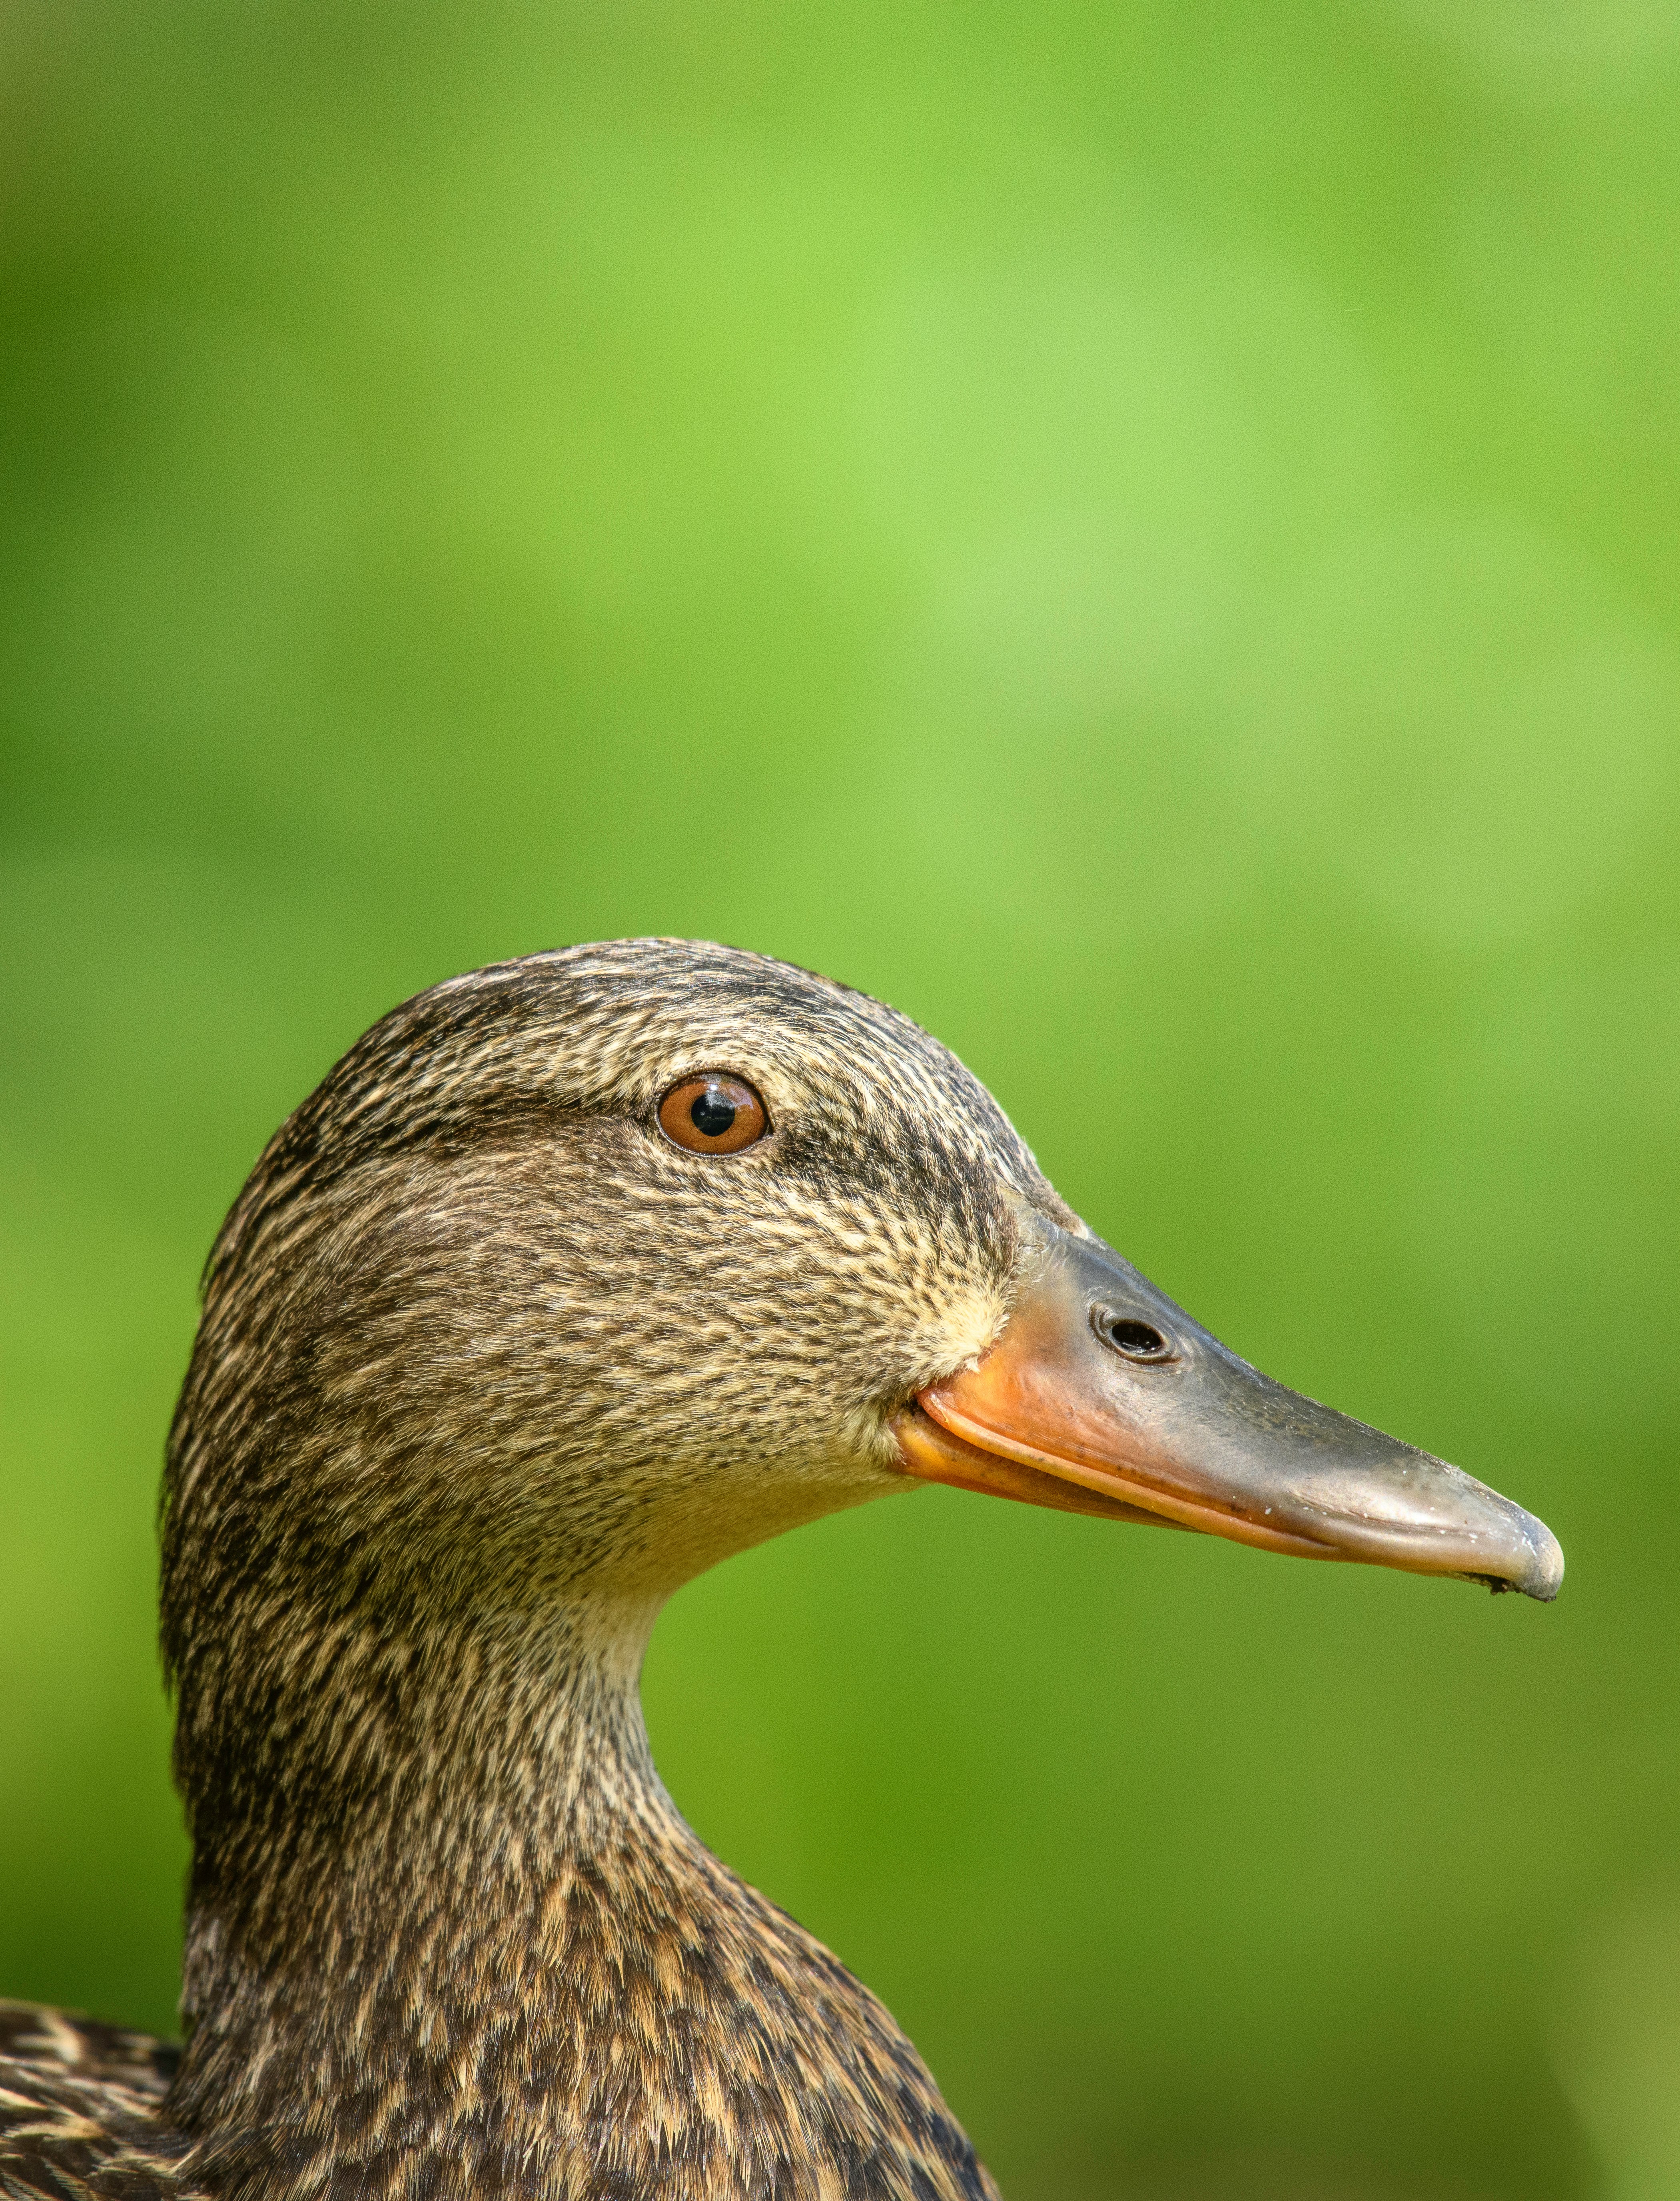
690,1087,738,1138
1110,1318,1166,1357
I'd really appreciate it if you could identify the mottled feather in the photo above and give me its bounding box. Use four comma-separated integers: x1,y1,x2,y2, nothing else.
0,2003,185,2201
10,941,1079,2199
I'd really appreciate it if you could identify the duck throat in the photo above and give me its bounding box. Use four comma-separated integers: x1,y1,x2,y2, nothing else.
166,1597,997,2201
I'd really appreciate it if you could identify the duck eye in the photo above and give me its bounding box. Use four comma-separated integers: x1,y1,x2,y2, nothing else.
1096,1313,1174,1362
657,1074,769,1156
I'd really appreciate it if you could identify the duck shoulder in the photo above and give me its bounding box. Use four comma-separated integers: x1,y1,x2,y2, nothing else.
0,2003,193,2201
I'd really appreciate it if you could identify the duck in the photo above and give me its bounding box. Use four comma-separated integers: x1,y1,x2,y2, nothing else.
0,938,1562,2201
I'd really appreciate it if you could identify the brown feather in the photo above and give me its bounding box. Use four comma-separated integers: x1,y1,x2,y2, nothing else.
11,943,1085,2198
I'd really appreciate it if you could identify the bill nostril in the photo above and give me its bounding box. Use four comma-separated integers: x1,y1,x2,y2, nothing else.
1095,1312,1175,1362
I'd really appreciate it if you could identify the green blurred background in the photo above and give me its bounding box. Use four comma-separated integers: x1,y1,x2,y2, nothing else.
2,2,1677,2195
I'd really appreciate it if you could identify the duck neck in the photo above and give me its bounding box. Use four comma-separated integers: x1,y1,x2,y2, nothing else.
169,1591,676,2162
164,1581,997,2201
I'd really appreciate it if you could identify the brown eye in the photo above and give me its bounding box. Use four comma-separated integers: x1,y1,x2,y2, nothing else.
657,1074,769,1155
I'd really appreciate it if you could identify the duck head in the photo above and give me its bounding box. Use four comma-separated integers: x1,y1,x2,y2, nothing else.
165,937,1558,1716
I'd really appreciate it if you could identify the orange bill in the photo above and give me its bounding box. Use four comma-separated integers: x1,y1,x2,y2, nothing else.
892,1218,1563,1600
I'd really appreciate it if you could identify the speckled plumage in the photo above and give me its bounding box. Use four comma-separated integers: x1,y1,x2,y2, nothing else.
0,2003,186,2201
5,941,1086,2201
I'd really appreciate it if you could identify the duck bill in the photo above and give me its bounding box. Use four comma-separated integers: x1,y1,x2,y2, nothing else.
892,1221,1563,1601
